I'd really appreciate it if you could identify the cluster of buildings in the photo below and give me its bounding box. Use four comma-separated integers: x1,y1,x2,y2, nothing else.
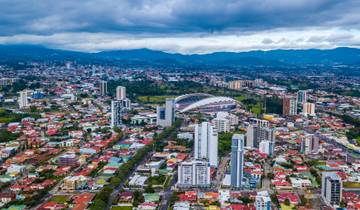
0,64,358,210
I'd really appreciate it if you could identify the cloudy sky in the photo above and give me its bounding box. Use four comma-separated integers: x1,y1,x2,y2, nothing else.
0,0,360,54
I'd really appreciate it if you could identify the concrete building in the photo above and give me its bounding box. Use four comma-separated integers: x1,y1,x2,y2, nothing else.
111,100,124,127
246,125,275,148
194,122,218,167
58,153,78,167
283,97,297,116
255,191,271,210
302,102,316,117
99,81,108,96
213,116,230,133
177,160,211,187
249,118,269,128
231,134,245,189
212,112,239,133
18,90,29,109
228,80,254,90
301,134,319,155
259,140,274,156
297,90,307,104
62,176,88,191
116,86,126,100
156,98,175,127
321,172,342,208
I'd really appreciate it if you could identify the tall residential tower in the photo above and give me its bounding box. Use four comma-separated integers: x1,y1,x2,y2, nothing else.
194,122,218,167
231,134,245,188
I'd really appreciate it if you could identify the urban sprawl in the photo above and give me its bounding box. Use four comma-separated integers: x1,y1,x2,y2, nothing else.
0,63,359,210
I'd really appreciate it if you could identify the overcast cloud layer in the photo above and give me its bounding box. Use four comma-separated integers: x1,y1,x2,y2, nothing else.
0,0,360,53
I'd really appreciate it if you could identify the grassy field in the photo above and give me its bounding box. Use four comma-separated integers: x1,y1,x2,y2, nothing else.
280,204,295,210
50,195,70,204
343,182,360,188
234,95,246,102
250,103,262,115
111,206,132,210
137,95,177,104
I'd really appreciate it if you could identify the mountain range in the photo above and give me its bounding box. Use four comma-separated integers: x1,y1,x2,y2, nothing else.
1,44,360,67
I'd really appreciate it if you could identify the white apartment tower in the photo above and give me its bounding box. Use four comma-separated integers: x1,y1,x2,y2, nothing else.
321,172,342,208
301,134,319,155
178,160,211,187
213,117,230,133
302,102,316,117
231,134,245,188
297,90,307,104
18,90,29,109
111,100,124,127
156,98,175,127
259,140,274,156
255,191,272,210
116,86,126,100
99,81,108,96
246,125,275,148
194,122,218,167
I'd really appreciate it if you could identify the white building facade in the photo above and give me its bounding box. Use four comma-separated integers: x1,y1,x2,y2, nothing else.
156,98,175,127
194,122,218,167
178,160,211,187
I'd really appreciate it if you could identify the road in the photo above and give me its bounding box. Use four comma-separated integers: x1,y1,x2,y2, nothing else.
214,155,230,187
106,121,183,210
159,172,178,210
261,160,272,192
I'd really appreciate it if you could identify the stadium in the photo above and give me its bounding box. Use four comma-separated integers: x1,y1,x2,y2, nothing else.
175,93,239,113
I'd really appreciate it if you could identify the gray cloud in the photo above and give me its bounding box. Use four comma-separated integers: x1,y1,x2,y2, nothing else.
0,0,359,36
0,0,359,52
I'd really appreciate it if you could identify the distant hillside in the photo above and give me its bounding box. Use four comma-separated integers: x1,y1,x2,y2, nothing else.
0,44,360,66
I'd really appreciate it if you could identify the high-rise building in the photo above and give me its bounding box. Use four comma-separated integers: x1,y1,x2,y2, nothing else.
321,172,342,208
228,80,254,90
283,97,297,116
255,191,272,210
246,125,275,148
231,134,245,188
156,98,175,127
99,81,108,96
177,160,211,187
18,90,29,109
121,98,131,110
111,100,124,127
300,134,319,155
116,86,126,100
194,122,218,167
297,90,307,104
213,116,230,133
302,102,316,117
259,140,274,156
249,118,269,128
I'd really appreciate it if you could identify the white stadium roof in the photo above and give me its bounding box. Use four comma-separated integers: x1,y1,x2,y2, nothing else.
179,96,238,113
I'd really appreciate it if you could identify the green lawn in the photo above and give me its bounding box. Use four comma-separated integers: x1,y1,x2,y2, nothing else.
111,205,133,210
137,95,177,104
50,195,70,204
343,182,360,188
280,204,295,210
234,95,246,102
250,103,262,115
148,175,167,186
